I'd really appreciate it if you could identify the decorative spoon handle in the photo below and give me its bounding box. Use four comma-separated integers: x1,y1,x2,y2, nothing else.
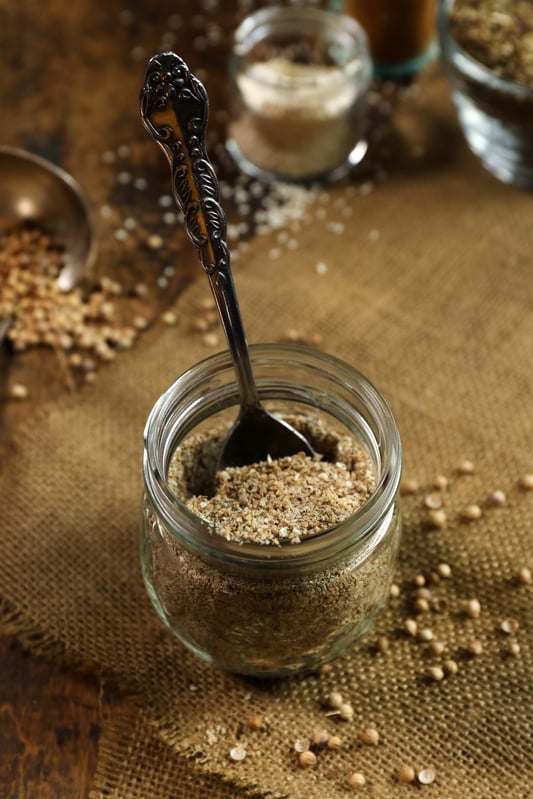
140,51,258,408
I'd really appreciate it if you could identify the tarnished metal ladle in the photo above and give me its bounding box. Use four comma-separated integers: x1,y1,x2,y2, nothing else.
140,51,314,469
0,146,96,342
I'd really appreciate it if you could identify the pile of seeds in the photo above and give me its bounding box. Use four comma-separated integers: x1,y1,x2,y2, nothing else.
0,222,144,385
449,0,533,87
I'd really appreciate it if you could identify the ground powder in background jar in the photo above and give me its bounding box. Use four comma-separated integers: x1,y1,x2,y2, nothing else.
229,56,367,179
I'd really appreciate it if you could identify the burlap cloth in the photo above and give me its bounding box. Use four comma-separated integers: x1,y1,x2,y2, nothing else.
1,71,532,799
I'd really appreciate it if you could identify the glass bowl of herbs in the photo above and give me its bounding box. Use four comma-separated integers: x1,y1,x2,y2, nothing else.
438,0,533,189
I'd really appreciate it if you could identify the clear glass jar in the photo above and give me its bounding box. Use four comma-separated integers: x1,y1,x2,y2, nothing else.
141,344,402,678
343,0,438,78
439,0,533,189
226,7,372,183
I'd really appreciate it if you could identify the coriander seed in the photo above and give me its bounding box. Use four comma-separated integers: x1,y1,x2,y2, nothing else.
299,750,317,768
398,764,416,783
312,730,329,748
516,566,532,585
327,691,344,710
427,665,445,682
403,618,418,636
463,504,482,521
504,641,521,657
229,745,247,761
339,703,355,722
437,563,452,579
328,735,343,750
520,474,533,490
467,639,483,657
428,509,447,529
417,767,436,785
443,658,459,676
361,727,379,745
500,618,519,634
458,460,474,475
347,772,366,789
464,598,481,618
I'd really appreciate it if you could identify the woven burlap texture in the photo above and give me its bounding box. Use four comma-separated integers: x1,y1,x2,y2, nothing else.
1,82,532,798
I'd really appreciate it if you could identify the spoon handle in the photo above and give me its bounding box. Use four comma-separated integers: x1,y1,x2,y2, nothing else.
140,51,259,410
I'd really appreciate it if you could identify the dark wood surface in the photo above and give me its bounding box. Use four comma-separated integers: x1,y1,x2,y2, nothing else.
0,637,101,798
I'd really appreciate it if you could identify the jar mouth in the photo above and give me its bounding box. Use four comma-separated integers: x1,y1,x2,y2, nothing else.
439,0,533,98
143,344,401,571
232,6,371,90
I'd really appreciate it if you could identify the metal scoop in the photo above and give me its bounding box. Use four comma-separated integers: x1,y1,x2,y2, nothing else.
0,146,96,341
140,51,314,469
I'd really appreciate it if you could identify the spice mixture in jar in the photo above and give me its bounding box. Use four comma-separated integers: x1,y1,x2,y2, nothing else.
449,0,533,87
141,345,402,677
439,0,533,188
227,7,372,182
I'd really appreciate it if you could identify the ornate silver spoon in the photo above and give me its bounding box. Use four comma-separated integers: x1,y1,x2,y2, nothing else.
140,51,314,469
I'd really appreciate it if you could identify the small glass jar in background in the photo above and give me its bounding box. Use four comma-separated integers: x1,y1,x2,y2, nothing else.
141,344,402,678
439,0,533,189
226,7,372,183
342,0,438,78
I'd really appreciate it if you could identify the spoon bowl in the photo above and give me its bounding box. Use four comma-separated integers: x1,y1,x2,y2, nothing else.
0,146,96,292
140,52,314,469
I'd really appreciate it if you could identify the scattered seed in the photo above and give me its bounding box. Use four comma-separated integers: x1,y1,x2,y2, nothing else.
400,477,419,495
375,635,390,653
299,750,317,768
403,618,418,636
520,473,533,490
8,383,29,400
428,640,445,657
327,735,343,750
458,460,474,475
361,727,379,745
294,738,310,753
427,665,445,681
500,618,519,634
443,658,459,676
467,639,483,656
424,492,442,509
463,504,482,521
487,489,506,506
312,729,329,748
415,597,430,614
504,641,521,656
339,703,354,722
229,745,247,762
326,691,343,710
390,583,401,598
417,767,436,785
437,563,452,579
398,764,416,783
516,566,532,584
433,474,448,490
464,598,481,618
246,714,263,731
347,772,366,789
428,509,448,529
418,627,434,642
162,310,177,325
412,574,426,587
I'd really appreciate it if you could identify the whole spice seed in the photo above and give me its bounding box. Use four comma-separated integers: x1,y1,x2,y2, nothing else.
417,767,436,785
464,598,481,618
361,727,379,745
427,665,445,682
500,618,519,634
347,772,366,788
312,730,330,748
327,735,343,750
229,745,247,762
463,504,482,521
467,639,483,657
299,750,317,768
504,641,521,657
520,474,533,490
443,658,459,676
516,566,532,584
428,509,447,529
398,764,416,783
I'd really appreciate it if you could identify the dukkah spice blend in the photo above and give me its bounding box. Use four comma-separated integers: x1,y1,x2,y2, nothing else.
141,344,402,677
227,7,372,182
439,0,533,188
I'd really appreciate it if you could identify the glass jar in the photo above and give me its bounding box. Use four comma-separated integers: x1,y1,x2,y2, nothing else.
342,0,438,78
141,344,402,677
226,7,372,183
439,0,533,189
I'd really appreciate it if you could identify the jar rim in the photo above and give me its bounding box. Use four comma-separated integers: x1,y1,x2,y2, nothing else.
143,344,402,571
